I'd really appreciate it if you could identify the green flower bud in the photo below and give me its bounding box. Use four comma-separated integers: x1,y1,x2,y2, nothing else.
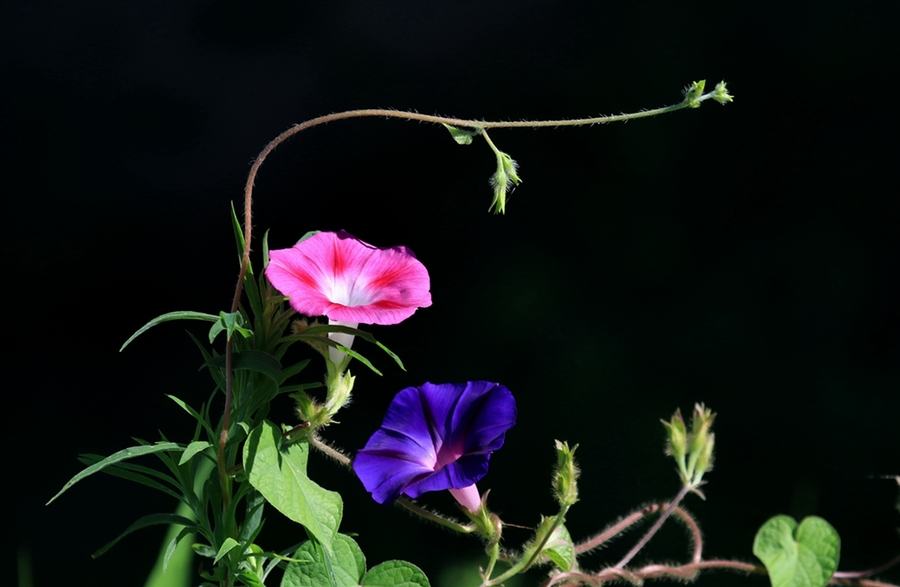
695,431,715,479
552,440,580,507
324,370,356,414
662,408,688,460
712,81,734,104
683,80,707,108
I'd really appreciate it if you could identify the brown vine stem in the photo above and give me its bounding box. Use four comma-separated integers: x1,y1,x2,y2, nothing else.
575,501,702,563
613,484,692,569
834,554,900,580
215,85,729,526
545,560,899,587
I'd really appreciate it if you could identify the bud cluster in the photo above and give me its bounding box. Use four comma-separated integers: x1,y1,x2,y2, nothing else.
662,403,716,496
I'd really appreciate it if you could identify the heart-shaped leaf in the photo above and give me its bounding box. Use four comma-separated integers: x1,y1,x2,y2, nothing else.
363,560,430,587
244,421,343,552
753,515,840,587
281,534,365,587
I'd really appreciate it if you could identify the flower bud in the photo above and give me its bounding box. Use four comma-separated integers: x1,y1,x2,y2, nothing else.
552,440,580,507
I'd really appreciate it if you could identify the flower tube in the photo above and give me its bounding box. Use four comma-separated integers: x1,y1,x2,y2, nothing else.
354,381,516,513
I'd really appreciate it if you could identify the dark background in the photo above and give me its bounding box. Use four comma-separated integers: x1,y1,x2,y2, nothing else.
5,1,898,586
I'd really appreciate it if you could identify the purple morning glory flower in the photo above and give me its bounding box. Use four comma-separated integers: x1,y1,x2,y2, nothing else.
353,381,516,513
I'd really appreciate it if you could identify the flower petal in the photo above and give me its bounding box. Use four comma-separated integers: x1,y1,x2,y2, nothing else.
265,230,431,325
353,381,516,504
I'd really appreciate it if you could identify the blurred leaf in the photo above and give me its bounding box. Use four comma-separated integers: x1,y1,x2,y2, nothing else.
93,513,197,558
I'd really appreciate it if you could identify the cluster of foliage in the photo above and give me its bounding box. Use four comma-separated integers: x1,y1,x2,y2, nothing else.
49,81,899,587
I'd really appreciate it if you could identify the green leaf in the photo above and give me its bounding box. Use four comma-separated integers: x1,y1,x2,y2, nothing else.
120,311,219,351
166,394,216,441
161,525,196,575
296,325,405,372
363,560,430,587
179,441,212,466
48,442,183,504
209,311,253,344
753,515,840,587
442,123,479,145
214,537,241,564
281,534,365,587
76,455,182,502
204,350,283,384
231,201,251,274
92,513,196,558
542,523,575,572
237,568,267,587
244,422,342,552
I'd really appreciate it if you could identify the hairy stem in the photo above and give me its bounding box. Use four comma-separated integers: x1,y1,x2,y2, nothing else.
222,87,725,464
833,554,900,580
613,484,692,568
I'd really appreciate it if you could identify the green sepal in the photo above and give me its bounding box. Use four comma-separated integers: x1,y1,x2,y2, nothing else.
209,310,253,344
442,123,480,145
92,513,197,558
120,311,219,351
683,80,707,108
362,560,431,587
552,440,580,507
542,523,576,572
244,421,342,553
753,515,840,587
47,442,183,504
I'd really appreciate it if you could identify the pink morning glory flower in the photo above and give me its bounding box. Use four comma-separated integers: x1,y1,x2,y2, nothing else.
265,230,432,325
353,381,517,513
265,231,432,366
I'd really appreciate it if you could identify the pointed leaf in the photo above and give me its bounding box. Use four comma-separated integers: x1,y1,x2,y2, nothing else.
48,442,183,504
204,350,282,383
214,537,241,564
179,441,212,466
442,123,479,145
92,513,196,558
244,422,342,552
120,311,219,351
208,311,253,344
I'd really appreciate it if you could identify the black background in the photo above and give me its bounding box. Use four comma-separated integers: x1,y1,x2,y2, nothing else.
6,1,898,586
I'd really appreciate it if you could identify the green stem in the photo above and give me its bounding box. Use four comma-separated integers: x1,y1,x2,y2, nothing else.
485,505,570,586
396,497,476,534
480,541,501,586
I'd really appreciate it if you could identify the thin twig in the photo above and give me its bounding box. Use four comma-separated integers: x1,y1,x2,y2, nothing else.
613,484,692,568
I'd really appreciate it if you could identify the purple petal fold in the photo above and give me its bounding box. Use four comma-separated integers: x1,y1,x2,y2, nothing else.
353,381,516,504
265,230,431,325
